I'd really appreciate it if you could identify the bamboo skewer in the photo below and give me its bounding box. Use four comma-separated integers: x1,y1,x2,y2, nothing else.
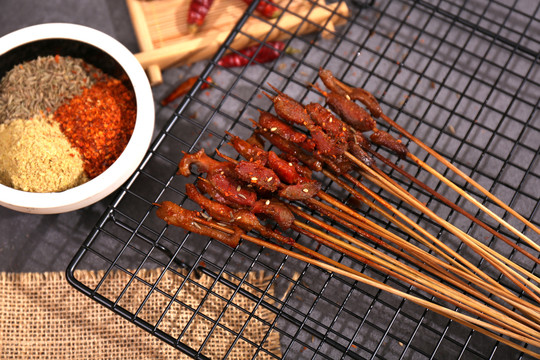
301,198,540,321
362,164,540,286
323,171,506,292
347,152,540,302
408,153,540,251
325,166,539,311
319,173,481,281
361,172,540,310
361,164,540,290
378,112,540,237
369,149,540,265
323,172,540,320
290,210,540,339
180,214,540,356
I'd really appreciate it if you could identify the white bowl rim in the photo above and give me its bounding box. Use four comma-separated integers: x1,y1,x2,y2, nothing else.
0,23,154,214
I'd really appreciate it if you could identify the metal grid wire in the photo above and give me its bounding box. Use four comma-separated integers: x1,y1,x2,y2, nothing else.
67,0,540,358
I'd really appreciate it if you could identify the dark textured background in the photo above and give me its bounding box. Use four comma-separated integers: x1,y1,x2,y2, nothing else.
1,2,539,359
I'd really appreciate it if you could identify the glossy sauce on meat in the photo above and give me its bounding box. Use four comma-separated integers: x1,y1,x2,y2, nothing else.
326,92,376,132
251,199,295,230
258,110,307,144
267,150,300,184
234,160,282,192
156,201,240,248
228,133,268,164
370,130,408,159
178,149,222,176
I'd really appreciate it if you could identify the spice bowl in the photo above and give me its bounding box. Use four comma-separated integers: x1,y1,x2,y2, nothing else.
0,23,154,214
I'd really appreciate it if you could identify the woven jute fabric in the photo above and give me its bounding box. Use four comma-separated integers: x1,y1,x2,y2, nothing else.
0,269,281,359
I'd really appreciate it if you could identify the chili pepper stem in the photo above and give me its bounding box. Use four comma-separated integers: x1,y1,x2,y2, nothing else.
284,46,301,55
188,24,199,35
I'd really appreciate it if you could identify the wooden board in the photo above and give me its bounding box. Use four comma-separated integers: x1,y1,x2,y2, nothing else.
126,0,350,85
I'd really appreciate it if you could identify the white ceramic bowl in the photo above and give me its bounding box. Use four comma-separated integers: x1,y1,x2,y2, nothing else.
0,23,154,214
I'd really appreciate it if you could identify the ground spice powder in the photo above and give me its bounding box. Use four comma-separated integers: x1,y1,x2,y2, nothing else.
53,78,136,179
0,113,88,192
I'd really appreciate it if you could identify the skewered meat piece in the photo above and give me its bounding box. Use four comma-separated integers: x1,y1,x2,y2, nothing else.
257,129,323,172
319,68,383,118
156,201,241,248
186,183,234,222
253,116,316,153
258,110,307,144
318,153,353,175
252,198,295,230
206,165,258,207
231,208,268,233
267,150,300,184
279,153,313,179
228,132,268,164
196,177,239,208
370,130,408,159
326,91,376,132
227,130,305,186
177,149,258,207
178,149,223,176
194,184,295,243
245,132,265,149
234,160,282,192
305,102,349,139
233,207,295,244
348,131,374,167
349,143,374,167
188,183,256,231
278,181,321,200
308,125,348,156
349,131,371,150
266,84,313,126
198,176,293,230
187,182,294,239
193,158,294,230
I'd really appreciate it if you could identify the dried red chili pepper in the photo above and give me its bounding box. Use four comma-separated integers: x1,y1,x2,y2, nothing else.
53,78,137,178
187,0,214,34
217,41,296,67
243,0,281,19
161,76,213,106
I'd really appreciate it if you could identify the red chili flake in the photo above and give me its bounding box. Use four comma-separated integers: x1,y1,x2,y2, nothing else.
53,78,136,178
54,54,60,63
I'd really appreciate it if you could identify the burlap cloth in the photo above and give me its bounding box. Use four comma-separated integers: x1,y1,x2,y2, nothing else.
0,269,281,359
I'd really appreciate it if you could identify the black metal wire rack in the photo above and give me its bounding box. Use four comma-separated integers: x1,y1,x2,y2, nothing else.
67,0,540,358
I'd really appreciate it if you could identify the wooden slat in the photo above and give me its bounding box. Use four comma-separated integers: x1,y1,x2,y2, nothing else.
126,0,350,85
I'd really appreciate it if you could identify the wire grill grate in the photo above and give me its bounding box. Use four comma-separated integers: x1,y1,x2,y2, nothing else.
68,0,540,359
